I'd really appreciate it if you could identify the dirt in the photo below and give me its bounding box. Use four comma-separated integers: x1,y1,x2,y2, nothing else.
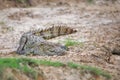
1,68,45,80
0,0,120,80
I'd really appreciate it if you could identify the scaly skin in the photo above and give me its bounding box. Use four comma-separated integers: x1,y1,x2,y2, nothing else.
17,25,77,56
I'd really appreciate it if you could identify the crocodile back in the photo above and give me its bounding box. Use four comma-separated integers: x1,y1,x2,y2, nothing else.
33,25,77,39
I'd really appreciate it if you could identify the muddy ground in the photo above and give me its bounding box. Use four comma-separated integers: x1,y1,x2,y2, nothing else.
0,0,120,80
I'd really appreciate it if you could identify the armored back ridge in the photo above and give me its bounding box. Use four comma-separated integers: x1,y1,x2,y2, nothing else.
17,25,77,56
33,26,77,39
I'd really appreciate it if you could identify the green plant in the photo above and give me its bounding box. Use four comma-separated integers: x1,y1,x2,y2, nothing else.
67,62,79,69
0,58,37,79
38,60,65,67
67,62,111,79
63,38,80,47
0,58,111,79
80,65,111,79
22,65,36,79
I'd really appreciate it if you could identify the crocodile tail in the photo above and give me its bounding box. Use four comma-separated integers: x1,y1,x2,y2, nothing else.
34,25,77,39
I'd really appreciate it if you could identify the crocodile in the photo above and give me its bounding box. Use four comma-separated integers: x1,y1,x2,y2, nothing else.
17,25,77,56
